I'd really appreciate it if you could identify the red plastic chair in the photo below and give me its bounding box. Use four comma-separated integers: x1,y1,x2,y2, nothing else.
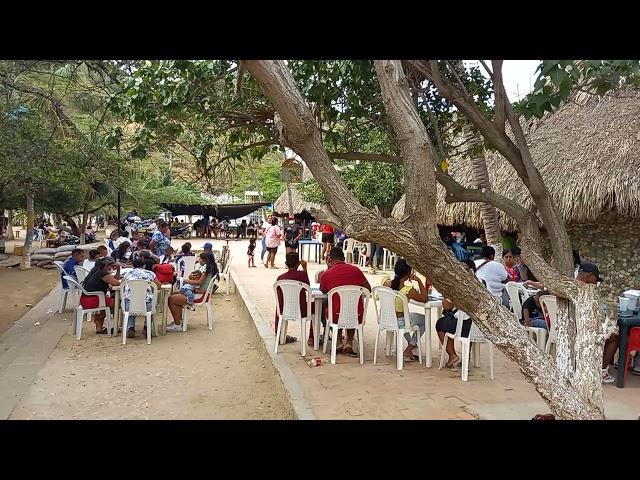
623,327,640,385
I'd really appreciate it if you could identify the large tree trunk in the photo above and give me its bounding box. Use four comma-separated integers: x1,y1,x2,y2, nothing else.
20,196,35,270
246,59,608,419
63,215,81,237
6,209,14,240
80,194,90,245
465,128,502,257
283,167,294,218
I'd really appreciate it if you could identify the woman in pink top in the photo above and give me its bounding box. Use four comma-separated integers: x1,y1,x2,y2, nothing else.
264,217,282,269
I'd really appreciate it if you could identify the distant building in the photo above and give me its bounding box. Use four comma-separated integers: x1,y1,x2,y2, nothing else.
244,191,264,224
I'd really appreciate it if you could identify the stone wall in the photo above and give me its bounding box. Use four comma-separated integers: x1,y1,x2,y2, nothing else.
567,214,640,302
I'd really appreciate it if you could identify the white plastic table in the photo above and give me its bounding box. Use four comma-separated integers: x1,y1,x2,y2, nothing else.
299,240,323,264
409,298,443,368
310,285,327,351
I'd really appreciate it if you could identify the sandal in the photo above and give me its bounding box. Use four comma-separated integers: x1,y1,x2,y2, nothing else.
96,327,108,335
446,355,461,369
343,346,358,357
285,335,297,344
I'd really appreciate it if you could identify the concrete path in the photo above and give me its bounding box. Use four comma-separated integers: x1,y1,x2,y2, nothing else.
187,236,640,420
0,285,69,419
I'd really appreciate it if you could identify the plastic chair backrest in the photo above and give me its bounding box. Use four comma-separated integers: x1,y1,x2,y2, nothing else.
120,279,158,314
223,256,232,275
342,238,355,254
468,320,486,342
178,255,198,279
539,295,557,331
74,265,89,283
64,275,106,309
453,310,468,338
198,271,218,304
54,261,68,288
327,285,370,328
372,286,409,331
273,280,311,321
506,281,524,318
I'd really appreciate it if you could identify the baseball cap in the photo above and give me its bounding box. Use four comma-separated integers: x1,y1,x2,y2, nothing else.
203,242,213,250
579,262,604,282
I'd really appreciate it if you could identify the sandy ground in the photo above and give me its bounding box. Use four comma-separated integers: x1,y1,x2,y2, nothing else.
9,285,295,420
0,265,58,337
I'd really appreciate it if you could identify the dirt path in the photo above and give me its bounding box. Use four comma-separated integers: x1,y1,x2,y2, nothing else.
9,292,295,419
0,266,58,337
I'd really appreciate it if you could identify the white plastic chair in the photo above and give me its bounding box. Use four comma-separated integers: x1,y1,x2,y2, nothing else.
342,238,356,264
273,280,312,356
53,260,73,313
322,286,370,365
104,238,113,256
181,273,217,331
64,276,112,340
219,255,232,295
357,243,372,268
540,295,557,355
382,248,399,271
506,281,547,350
439,310,494,381
177,256,199,289
372,286,422,370
120,279,158,345
74,265,90,284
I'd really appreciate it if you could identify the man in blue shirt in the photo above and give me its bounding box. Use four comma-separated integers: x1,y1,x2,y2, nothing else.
61,249,85,289
150,221,172,257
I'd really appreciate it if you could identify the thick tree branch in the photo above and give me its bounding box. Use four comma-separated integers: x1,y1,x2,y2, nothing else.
327,151,402,164
374,60,438,228
404,60,530,184
492,60,506,134
244,60,382,234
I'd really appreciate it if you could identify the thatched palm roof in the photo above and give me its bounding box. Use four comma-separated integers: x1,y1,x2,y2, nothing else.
273,187,319,215
392,88,640,229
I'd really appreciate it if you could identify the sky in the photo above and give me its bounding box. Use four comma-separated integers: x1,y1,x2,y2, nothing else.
471,60,541,102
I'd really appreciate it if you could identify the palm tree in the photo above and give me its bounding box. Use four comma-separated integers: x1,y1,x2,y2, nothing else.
464,127,503,258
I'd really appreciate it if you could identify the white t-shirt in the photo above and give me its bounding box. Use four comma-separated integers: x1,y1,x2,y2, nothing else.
113,236,130,249
261,222,270,234
474,259,508,297
82,259,95,271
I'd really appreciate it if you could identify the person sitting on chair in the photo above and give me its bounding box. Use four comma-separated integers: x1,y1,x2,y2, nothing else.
382,258,429,362
61,248,85,290
436,259,477,369
274,253,313,346
83,249,99,272
122,257,162,339
319,247,371,357
522,290,550,330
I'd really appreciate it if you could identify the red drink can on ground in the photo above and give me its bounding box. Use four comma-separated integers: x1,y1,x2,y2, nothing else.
307,357,322,367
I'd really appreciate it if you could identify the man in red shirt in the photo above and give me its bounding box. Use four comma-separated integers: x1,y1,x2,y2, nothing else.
275,253,312,345
319,247,371,357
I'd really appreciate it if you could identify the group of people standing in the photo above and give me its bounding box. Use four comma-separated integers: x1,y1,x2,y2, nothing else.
193,215,256,239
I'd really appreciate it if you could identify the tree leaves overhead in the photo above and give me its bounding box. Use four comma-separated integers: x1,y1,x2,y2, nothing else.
517,60,640,118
